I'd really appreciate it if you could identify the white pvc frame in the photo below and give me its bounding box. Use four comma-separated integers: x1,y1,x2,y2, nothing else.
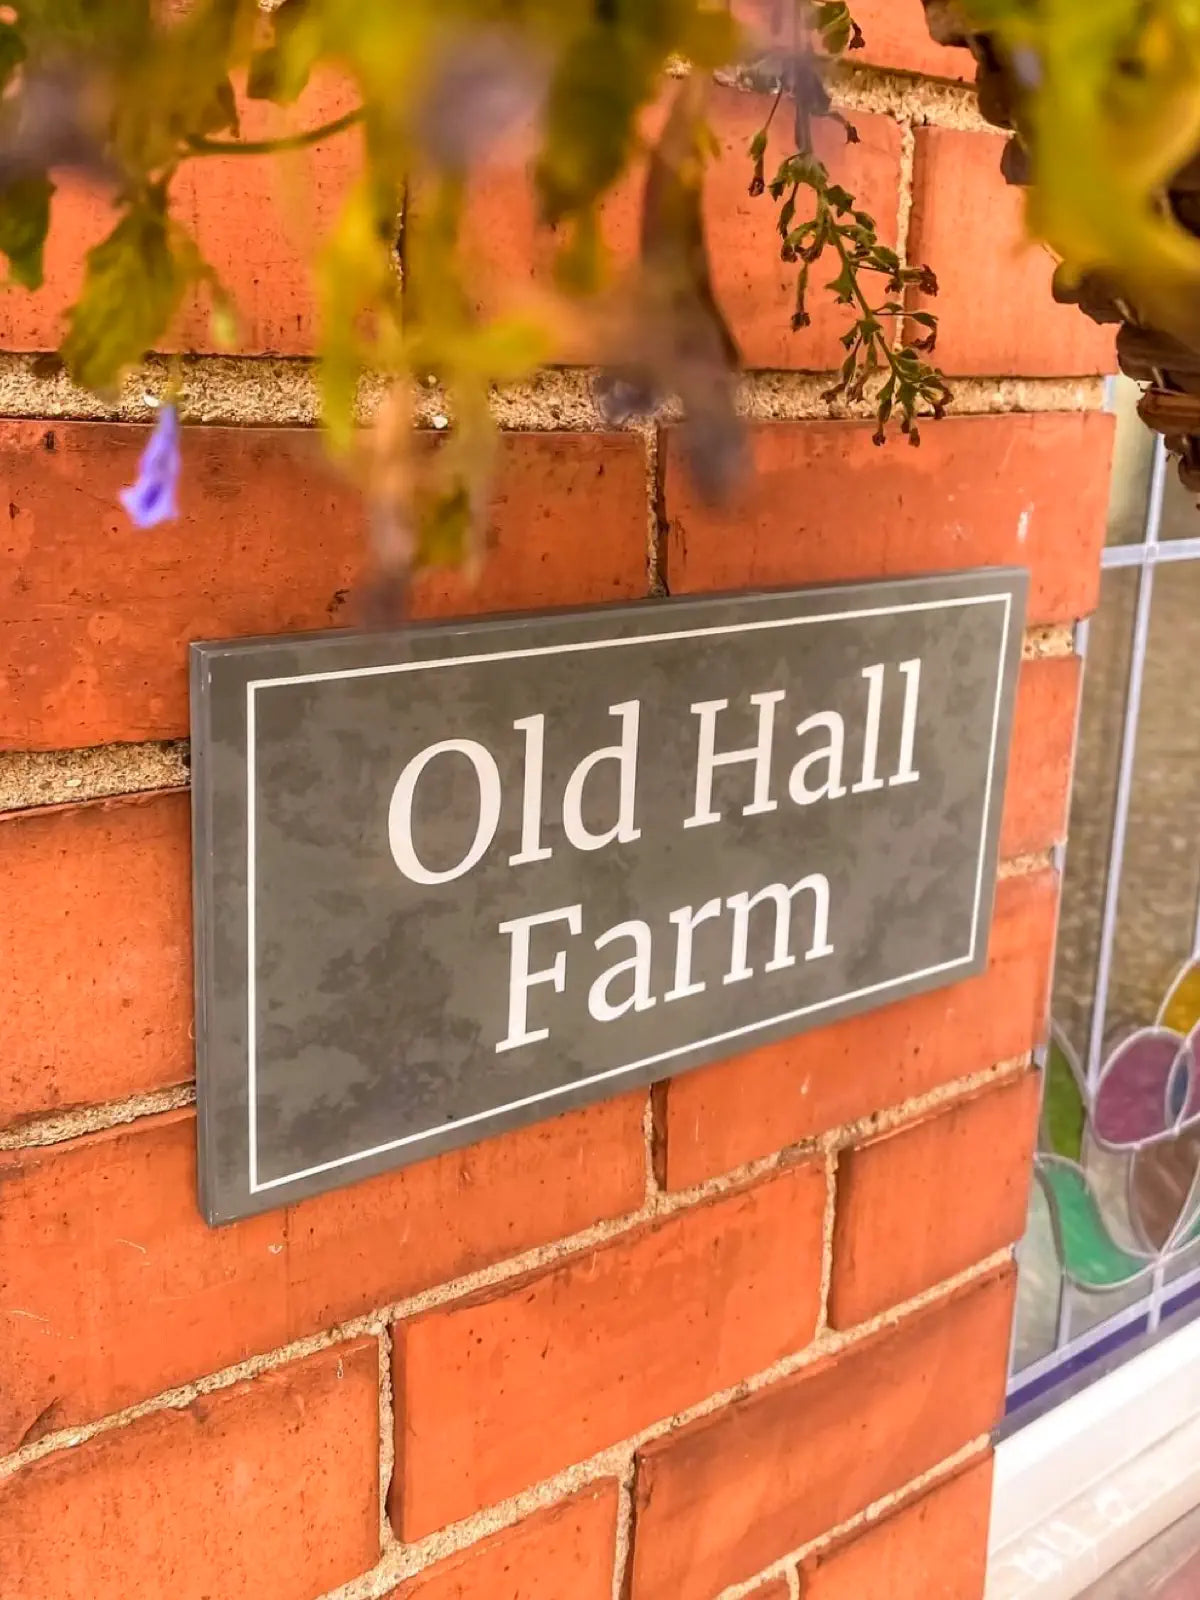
1010,415,1200,1397
992,391,1200,1596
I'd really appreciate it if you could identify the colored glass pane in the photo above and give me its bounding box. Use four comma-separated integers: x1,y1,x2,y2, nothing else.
1130,1134,1200,1251
1159,961,1200,1034
1043,1032,1085,1161
1093,1030,1192,1148
1037,1158,1153,1291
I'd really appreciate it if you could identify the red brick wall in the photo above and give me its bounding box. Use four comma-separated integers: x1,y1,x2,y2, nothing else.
0,7,1112,1599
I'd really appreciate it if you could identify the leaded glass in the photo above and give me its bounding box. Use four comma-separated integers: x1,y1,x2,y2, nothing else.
1008,381,1200,1417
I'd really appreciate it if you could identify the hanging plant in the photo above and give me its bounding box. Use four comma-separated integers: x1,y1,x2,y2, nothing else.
9,1,1200,601
0,0,958,609
924,0,1200,491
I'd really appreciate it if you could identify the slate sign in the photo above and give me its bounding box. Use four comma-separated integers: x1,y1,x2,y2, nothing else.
191,569,1026,1223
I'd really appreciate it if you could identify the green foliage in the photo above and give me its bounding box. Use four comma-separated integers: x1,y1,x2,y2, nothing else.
11,0,1200,583
534,1,737,222
746,4,949,441
0,0,939,580
61,190,209,392
764,148,950,441
534,26,651,225
0,174,53,289
960,0,1200,351
0,21,27,88
246,0,318,105
811,1,864,56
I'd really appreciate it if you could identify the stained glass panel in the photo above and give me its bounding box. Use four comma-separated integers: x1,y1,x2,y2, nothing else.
1011,1181,1061,1371
1008,399,1200,1416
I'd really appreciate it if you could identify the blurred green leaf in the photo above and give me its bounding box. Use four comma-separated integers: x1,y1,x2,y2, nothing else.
964,0,1200,349
19,0,150,53
61,192,203,391
535,27,648,223
0,174,53,289
317,171,400,452
247,0,319,105
0,20,26,89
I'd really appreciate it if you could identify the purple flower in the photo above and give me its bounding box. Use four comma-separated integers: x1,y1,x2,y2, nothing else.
119,404,180,528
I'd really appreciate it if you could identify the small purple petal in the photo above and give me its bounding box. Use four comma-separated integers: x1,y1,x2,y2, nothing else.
120,404,181,529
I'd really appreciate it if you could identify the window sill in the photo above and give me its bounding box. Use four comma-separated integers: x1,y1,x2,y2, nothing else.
987,1316,1200,1599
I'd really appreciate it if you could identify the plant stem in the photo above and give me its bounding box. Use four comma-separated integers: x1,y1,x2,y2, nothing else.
184,106,365,158
763,83,786,135
819,187,903,385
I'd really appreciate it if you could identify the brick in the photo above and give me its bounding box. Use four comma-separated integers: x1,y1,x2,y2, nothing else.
393,1162,826,1538
0,74,360,357
1000,655,1079,857
906,130,1116,376
655,867,1056,1189
0,1097,644,1454
800,1457,994,1600
735,0,975,80
0,423,649,751
0,793,192,1127
828,1072,1040,1326
467,86,901,374
663,414,1111,625
390,1485,619,1600
628,1270,1014,1600
0,1341,379,1600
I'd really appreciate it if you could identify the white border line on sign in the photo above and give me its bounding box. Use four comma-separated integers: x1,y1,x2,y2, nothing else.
245,590,1014,1195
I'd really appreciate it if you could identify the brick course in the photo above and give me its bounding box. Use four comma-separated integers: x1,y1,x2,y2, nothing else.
0,1342,380,1600
394,1163,826,1537
388,1485,620,1600
468,87,904,375
906,129,1117,378
0,423,649,751
800,1457,996,1600
663,414,1113,626
0,793,193,1125
628,1270,1014,1600
0,1099,645,1454
0,76,360,359
828,1072,1041,1325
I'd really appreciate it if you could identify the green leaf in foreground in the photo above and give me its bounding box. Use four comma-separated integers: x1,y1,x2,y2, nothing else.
0,175,54,290
61,192,203,391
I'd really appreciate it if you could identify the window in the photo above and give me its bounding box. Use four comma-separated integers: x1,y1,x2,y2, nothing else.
1007,377,1200,1423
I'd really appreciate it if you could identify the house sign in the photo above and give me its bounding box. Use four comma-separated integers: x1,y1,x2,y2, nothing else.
191,570,1025,1223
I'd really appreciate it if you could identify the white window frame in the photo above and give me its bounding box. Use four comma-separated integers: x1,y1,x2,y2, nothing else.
988,1314,1200,1598
991,387,1200,1595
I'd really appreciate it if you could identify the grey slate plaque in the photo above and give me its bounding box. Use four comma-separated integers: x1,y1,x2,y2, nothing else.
191,569,1026,1224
